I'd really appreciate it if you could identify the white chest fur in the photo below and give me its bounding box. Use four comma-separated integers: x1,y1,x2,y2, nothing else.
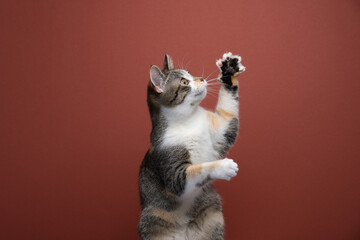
161,107,216,164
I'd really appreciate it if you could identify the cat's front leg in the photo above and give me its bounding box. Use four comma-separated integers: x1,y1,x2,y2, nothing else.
185,158,238,192
207,52,246,157
208,158,239,181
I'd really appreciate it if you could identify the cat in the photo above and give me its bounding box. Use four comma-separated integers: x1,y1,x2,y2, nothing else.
138,52,246,240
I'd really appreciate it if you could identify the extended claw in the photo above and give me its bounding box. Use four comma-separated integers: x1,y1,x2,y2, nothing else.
216,59,223,68
223,52,233,59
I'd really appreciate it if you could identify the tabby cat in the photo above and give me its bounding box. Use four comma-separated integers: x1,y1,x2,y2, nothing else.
138,52,246,240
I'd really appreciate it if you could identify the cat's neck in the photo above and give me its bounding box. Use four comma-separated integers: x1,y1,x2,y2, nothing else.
161,103,199,123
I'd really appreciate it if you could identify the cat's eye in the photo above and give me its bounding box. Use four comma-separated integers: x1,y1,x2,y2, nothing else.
180,79,189,86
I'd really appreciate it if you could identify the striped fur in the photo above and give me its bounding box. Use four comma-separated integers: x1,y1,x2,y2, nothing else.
139,53,245,239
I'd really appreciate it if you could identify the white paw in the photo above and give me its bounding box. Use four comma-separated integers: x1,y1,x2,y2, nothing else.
211,158,239,181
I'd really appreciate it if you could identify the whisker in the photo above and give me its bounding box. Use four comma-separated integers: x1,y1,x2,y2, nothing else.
180,54,187,70
206,82,218,85
205,70,217,80
185,60,192,70
178,59,183,69
207,84,219,87
206,78,219,82
201,65,205,79
206,84,220,88
206,92,218,99
206,89,219,93
207,79,218,83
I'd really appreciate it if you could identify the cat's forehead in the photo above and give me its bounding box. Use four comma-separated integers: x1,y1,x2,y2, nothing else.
167,69,194,81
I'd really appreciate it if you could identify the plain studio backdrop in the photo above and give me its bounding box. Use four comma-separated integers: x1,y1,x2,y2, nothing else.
1,0,360,239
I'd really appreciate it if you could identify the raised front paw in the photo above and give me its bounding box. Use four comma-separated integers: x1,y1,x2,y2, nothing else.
216,52,245,87
211,158,239,181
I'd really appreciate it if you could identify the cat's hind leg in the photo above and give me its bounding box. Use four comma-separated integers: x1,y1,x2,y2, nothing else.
138,207,183,240
186,207,225,240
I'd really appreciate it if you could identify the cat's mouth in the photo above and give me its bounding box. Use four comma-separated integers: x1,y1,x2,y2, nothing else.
194,89,206,97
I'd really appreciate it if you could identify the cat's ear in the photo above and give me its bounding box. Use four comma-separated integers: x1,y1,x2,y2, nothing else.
150,65,165,93
163,54,174,72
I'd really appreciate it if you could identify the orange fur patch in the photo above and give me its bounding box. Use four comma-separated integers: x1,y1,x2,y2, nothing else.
208,161,221,171
187,162,221,179
194,78,203,87
152,209,178,223
216,108,236,120
206,112,221,129
231,75,239,86
186,164,203,178
165,189,178,198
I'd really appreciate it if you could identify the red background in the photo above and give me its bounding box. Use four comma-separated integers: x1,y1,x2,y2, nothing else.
1,0,360,239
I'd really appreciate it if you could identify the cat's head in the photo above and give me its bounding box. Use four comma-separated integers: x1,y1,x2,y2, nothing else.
149,54,207,107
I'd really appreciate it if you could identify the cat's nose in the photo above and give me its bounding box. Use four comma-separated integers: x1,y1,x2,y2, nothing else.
194,77,206,87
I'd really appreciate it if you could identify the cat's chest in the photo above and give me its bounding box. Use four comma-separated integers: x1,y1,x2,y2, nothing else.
162,114,214,164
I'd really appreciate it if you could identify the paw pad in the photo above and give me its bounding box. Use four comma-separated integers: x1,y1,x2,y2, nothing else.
216,52,245,86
